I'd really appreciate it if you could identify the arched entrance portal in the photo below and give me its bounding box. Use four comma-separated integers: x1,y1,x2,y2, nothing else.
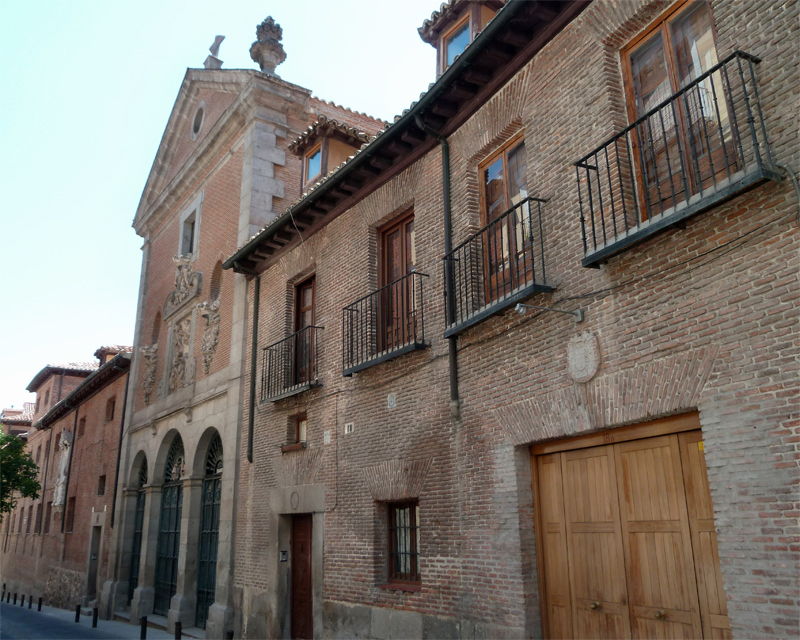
154,437,184,616
196,433,222,628
128,458,148,605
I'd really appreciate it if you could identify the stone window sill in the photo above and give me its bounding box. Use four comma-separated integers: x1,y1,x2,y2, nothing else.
281,442,306,454
378,582,421,593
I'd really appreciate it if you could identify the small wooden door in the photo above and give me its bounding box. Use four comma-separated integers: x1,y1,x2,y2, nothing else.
291,514,313,640
380,213,416,351
533,420,732,639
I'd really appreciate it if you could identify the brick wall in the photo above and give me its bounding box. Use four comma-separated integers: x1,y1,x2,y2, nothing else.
233,0,798,638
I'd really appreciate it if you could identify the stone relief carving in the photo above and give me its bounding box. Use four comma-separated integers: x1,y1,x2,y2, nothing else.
52,429,74,508
198,299,221,374
169,316,193,393
140,344,158,405
567,330,601,383
163,255,202,320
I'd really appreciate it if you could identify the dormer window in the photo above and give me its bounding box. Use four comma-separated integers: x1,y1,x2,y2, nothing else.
289,115,373,192
443,16,470,67
304,144,322,185
418,1,503,76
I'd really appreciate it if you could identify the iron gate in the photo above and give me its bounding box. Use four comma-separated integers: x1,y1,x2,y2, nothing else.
196,434,223,628
154,438,184,616
128,460,148,605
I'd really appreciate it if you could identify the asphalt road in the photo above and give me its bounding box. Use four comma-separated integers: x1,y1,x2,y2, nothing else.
0,602,172,640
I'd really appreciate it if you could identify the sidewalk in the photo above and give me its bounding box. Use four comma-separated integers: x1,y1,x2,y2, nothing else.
0,600,174,640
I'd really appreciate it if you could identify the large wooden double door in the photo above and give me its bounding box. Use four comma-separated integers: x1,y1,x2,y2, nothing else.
533,415,731,639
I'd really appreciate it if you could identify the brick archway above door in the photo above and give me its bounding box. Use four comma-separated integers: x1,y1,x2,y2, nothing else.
493,347,718,446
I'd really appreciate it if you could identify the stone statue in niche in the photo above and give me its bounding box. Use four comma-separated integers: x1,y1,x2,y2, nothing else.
163,256,202,320
140,344,158,406
198,299,221,374
567,330,601,383
52,429,74,508
169,317,192,393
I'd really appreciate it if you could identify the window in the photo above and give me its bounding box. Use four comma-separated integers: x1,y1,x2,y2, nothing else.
379,212,417,352
295,415,308,445
304,143,322,186
97,475,106,496
443,16,470,67
78,417,86,438
210,261,223,301
35,397,40,412
178,191,203,260
622,1,730,215
26,506,32,534
55,433,61,449
479,134,530,301
105,398,116,423
44,390,50,408
294,276,316,384
388,501,420,584
44,502,52,535
65,497,76,533
18,507,24,533
35,446,41,464
34,503,42,533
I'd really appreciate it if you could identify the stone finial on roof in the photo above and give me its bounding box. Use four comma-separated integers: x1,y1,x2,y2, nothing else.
250,16,286,76
204,35,225,70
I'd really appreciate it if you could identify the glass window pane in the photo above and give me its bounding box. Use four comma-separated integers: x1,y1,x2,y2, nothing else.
506,142,527,206
446,21,470,66
405,219,415,272
484,156,505,221
671,2,717,87
306,149,321,180
630,32,672,118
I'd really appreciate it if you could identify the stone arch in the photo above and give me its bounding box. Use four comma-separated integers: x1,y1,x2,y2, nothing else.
210,261,223,302
191,427,223,478
128,449,150,488
153,429,185,486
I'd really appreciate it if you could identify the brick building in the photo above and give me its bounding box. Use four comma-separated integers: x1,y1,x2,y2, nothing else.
1,403,34,438
1,346,131,610
224,1,798,639
101,21,385,638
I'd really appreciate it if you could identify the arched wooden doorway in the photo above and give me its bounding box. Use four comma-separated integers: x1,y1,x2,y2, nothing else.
128,458,148,605
196,433,222,628
154,436,184,616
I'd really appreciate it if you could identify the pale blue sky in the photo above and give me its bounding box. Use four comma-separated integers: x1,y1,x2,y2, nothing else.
0,0,437,409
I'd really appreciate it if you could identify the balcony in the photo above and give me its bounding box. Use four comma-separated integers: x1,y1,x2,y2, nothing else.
261,326,323,401
443,196,552,337
576,51,781,269
342,272,429,376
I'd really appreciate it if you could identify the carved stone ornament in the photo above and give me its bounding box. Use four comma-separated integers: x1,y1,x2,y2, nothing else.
140,344,158,406
567,330,601,383
249,16,286,75
52,429,74,508
169,317,193,393
163,255,202,320
198,299,221,374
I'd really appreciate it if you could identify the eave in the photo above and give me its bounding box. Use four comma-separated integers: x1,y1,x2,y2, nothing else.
225,0,591,276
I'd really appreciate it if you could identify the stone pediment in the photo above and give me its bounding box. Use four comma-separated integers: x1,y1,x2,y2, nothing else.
164,255,202,320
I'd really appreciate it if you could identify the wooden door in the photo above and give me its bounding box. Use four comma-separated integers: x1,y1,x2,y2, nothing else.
561,445,631,639
380,213,416,351
678,431,732,639
614,435,703,638
533,421,731,639
291,514,313,640
294,277,315,384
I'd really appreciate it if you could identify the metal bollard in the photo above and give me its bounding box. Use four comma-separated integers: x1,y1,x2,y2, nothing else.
140,615,147,639
38,597,42,611
92,607,98,628
225,631,234,640
20,594,24,607
28,595,32,609
13,593,17,605
175,621,181,639
75,603,81,623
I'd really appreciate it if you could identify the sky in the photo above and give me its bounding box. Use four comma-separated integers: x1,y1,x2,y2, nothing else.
0,0,438,410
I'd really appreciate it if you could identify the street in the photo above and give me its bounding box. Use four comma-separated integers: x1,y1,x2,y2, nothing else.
0,602,172,640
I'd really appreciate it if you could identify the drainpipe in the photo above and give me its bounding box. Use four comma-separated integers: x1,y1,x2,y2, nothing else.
60,408,78,534
415,116,460,418
110,368,130,528
235,263,260,463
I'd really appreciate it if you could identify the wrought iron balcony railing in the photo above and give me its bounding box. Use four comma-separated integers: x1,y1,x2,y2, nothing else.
342,272,429,376
260,325,323,401
443,196,552,337
576,50,780,268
